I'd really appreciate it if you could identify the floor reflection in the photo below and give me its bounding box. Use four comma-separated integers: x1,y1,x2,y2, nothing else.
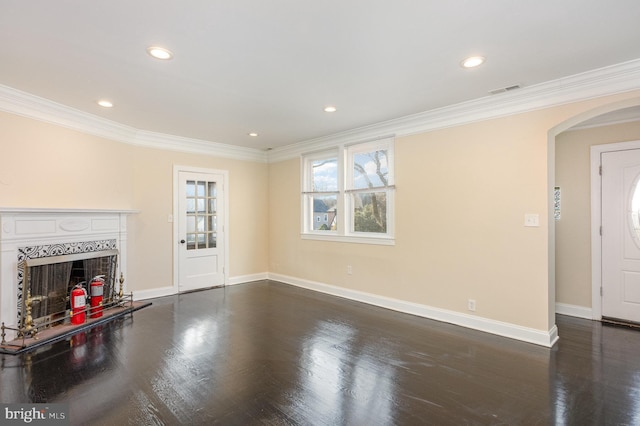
297,319,396,424
550,317,640,425
0,321,123,404
1,282,640,425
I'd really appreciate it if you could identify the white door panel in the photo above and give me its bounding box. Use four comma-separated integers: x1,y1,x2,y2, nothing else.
183,253,219,288
602,149,640,322
177,170,225,292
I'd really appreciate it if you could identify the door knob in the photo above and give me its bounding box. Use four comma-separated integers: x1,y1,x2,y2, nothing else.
180,239,186,244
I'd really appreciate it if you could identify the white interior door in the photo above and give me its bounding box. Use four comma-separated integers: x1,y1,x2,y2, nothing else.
177,170,225,292
602,149,640,322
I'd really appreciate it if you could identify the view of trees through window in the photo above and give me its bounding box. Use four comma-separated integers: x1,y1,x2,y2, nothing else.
351,150,388,233
303,138,394,241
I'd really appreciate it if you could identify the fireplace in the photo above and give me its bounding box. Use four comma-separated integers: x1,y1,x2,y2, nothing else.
23,249,119,329
0,208,134,339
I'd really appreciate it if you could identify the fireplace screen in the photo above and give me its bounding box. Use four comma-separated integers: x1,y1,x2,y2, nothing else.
22,249,118,328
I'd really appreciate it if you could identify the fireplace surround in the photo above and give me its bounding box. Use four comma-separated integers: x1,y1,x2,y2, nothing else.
0,208,135,339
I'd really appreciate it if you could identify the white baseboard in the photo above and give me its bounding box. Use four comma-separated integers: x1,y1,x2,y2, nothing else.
132,273,269,300
133,286,176,301
269,273,559,348
227,272,268,286
556,302,593,320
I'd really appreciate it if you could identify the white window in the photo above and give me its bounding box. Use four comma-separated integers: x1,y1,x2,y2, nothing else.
301,138,394,245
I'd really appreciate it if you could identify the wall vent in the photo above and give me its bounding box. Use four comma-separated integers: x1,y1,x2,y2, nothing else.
489,84,522,95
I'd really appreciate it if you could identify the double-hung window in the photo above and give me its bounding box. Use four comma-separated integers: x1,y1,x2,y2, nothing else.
302,137,394,245
302,150,339,232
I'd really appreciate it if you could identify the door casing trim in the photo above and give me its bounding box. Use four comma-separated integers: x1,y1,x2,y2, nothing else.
591,140,640,320
173,165,230,293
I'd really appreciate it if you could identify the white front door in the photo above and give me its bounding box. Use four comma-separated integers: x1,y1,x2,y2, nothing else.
602,149,640,322
177,170,226,292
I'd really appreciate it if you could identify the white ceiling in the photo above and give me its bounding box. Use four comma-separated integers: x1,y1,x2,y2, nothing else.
1,1,640,150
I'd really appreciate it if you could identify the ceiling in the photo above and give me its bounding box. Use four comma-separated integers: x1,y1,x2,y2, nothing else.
2,1,640,151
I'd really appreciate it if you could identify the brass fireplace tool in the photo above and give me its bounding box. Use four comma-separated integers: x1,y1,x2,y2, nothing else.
22,290,38,340
118,272,125,303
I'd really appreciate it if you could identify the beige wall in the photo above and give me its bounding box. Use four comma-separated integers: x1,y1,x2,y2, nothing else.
555,120,640,309
3,88,640,336
0,112,135,208
0,111,269,291
269,91,640,332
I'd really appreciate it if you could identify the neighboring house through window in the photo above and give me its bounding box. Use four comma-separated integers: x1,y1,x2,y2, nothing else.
301,137,394,245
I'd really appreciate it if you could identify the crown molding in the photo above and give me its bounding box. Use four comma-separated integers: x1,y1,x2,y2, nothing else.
134,130,267,162
1,58,639,165
268,58,640,163
0,85,268,163
0,85,137,144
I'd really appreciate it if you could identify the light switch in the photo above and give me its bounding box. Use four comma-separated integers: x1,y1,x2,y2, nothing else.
524,214,539,227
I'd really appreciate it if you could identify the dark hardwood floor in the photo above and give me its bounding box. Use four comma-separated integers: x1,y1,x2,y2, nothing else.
1,280,639,425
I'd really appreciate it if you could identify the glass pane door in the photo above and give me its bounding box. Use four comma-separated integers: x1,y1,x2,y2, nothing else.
185,180,217,250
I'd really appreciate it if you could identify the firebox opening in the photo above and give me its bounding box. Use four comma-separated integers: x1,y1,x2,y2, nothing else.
23,250,118,329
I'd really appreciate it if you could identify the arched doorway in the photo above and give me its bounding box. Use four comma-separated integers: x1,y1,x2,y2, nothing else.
549,98,640,325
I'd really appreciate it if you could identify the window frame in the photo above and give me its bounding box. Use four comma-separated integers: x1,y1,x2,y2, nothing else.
301,138,395,245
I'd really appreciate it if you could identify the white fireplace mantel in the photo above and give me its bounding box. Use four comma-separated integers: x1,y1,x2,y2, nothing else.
0,208,137,331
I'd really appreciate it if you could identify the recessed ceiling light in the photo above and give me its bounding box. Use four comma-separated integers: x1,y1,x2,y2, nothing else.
461,56,485,68
324,106,337,113
248,132,258,137
97,100,113,108
147,46,173,60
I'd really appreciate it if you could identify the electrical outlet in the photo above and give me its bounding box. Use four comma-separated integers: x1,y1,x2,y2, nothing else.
468,299,476,312
347,265,353,275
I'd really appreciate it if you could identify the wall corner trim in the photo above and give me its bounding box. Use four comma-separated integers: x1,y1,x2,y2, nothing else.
269,273,559,348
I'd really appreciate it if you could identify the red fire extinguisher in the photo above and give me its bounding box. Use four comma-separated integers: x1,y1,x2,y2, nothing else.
70,283,88,325
89,275,105,318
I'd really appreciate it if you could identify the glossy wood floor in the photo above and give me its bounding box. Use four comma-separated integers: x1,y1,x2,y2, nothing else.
2,281,640,425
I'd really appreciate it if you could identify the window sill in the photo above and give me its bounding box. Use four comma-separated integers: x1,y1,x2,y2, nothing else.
301,233,395,246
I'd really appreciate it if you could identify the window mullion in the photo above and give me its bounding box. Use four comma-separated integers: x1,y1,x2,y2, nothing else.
345,185,395,194
302,191,339,195
338,146,346,235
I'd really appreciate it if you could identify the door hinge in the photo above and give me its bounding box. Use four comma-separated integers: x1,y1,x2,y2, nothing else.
599,165,602,176
600,226,603,236
600,287,603,296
